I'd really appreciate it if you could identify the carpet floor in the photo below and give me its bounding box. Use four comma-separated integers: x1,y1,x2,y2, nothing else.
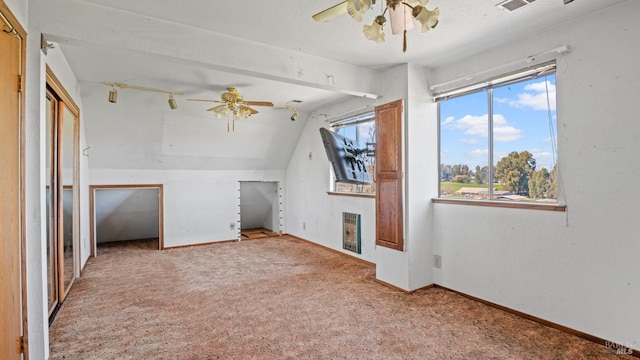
49,236,633,359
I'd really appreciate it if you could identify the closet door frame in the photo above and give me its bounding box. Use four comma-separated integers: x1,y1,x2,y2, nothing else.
46,66,80,307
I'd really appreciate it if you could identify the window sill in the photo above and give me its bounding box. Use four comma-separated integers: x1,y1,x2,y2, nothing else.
432,198,566,212
327,191,375,199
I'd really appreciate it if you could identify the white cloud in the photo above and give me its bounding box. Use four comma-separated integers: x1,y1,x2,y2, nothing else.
469,149,488,158
509,80,556,111
452,114,488,136
441,116,455,126
459,138,479,145
493,115,522,142
446,113,522,143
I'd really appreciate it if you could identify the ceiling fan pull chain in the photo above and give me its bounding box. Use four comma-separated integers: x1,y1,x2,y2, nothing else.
403,29,407,52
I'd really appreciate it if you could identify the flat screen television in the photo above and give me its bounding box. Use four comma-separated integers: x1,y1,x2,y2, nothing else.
319,127,372,184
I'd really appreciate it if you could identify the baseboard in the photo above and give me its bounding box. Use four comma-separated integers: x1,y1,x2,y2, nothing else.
374,279,435,294
285,234,375,267
163,239,238,250
436,285,639,358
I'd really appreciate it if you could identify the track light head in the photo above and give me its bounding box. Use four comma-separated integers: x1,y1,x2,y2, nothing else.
108,88,118,103
291,110,298,121
168,94,178,110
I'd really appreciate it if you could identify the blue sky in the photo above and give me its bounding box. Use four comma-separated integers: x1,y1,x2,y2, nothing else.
440,74,557,171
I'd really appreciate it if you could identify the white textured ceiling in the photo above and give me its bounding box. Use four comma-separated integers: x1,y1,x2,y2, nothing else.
34,0,628,170
77,0,625,68
52,0,627,110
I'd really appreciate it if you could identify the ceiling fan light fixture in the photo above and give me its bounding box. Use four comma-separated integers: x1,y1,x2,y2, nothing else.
313,0,440,52
168,94,178,109
413,5,439,32
389,2,414,35
347,0,373,21
363,15,386,43
238,107,253,119
108,88,118,103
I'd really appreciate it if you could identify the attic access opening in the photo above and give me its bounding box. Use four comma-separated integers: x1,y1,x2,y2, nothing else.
90,185,164,255
238,181,282,240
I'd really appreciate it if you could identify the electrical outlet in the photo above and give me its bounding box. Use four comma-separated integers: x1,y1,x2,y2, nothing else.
303,222,306,230
434,255,442,269
230,222,235,230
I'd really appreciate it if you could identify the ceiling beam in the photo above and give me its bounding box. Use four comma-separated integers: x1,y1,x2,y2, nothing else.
30,0,382,99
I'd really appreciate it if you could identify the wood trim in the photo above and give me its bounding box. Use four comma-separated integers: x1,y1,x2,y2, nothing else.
326,191,375,199
163,239,238,250
90,184,164,255
49,81,80,303
375,99,404,251
286,234,375,267
1,2,28,357
432,198,567,212
90,184,164,189
436,285,639,358
373,279,436,294
45,66,79,116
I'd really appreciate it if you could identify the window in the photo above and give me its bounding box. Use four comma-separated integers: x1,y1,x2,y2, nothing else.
438,63,558,203
329,112,376,194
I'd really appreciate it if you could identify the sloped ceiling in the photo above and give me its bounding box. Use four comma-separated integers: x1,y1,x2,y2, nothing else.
31,0,628,170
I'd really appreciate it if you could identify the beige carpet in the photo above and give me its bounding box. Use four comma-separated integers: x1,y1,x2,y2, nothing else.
49,236,634,359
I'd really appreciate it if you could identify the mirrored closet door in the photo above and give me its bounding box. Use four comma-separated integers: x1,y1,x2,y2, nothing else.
46,68,79,323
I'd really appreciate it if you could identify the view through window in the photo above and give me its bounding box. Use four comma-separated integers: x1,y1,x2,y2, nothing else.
439,65,558,203
330,112,376,194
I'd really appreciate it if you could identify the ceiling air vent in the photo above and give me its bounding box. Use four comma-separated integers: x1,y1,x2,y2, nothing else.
496,0,536,12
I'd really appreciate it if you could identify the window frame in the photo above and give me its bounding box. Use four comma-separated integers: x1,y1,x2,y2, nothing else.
435,62,565,211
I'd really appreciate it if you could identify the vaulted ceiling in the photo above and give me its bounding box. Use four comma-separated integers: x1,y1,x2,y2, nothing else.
31,0,627,170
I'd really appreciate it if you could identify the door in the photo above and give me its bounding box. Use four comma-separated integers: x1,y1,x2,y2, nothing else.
375,100,404,251
0,2,26,357
46,67,80,322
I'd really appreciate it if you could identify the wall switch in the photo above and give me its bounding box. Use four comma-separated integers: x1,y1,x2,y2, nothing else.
230,222,235,230
434,255,442,269
303,222,306,230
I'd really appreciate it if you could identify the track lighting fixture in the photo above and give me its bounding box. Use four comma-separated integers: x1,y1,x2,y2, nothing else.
168,94,178,110
291,110,298,121
108,87,118,103
103,82,183,110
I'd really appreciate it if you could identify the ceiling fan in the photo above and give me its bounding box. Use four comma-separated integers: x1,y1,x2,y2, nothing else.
313,0,439,52
188,87,275,131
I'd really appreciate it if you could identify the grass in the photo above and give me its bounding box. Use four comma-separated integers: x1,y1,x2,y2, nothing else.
440,181,503,194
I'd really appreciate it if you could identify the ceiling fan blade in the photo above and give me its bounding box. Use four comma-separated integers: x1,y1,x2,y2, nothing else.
312,1,348,22
240,105,259,115
187,98,224,103
206,104,227,112
245,101,274,107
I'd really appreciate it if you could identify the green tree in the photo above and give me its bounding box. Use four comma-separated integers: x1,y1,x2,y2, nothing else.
474,165,483,184
495,151,536,196
529,167,551,199
549,163,558,199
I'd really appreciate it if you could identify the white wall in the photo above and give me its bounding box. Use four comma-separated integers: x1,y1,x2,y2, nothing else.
45,44,91,269
431,0,639,348
240,182,279,231
21,1,49,358
95,188,159,243
18,3,88,358
90,169,286,247
286,97,378,262
4,0,26,24
286,64,439,290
